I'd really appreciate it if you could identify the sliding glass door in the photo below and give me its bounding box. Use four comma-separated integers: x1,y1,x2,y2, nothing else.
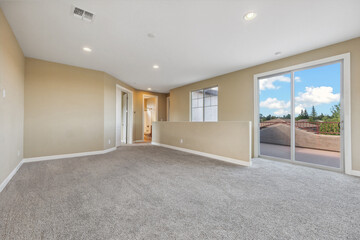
259,73,291,160
258,62,343,170
294,63,341,168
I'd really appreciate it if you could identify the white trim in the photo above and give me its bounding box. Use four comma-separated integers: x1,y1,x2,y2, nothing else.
253,53,353,175
166,96,170,121
189,89,193,121
23,147,116,163
0,160,24,193
118,143,151,146
348,170,360,177
1,147,117,192
142,94,158,140
253,75,259,158
249,121,252,161
116,85,133,145
290,71,295,162
151,142,251,167
342,54,352,175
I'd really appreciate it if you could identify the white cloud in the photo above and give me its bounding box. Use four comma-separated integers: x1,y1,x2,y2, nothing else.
260,97,290,109
274,109,289,116
295,76,301,82
295,104,305,115
259,75,290,91
295,86,340,107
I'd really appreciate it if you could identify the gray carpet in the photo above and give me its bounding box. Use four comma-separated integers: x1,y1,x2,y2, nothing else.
1,146,360,239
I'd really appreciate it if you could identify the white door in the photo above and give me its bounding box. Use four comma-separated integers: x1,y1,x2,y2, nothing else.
121,93,128,143
116,88,122,146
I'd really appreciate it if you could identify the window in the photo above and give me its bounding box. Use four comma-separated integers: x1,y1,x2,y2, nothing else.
191,86,218,122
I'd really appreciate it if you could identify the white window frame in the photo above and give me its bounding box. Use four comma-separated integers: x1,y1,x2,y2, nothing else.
254,53,353,175
190,86,219,122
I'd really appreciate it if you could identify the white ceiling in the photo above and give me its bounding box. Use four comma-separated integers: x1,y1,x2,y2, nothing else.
1,0,359,93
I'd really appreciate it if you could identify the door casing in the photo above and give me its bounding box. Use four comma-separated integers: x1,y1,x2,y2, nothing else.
116,85,133,146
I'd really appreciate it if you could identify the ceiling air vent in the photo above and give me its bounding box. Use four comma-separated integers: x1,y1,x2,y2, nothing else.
83,11,94,22
73,7,84,19
72,6,95,22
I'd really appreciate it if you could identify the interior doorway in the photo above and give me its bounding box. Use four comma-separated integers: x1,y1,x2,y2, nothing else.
121,92,128,143
116,85,133,146
254,54,351,173
142,94,158,142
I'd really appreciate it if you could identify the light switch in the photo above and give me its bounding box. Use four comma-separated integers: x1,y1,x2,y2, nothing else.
2,89,5,98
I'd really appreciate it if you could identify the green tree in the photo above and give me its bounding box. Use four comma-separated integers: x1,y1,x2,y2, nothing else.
331,103,340,121
310,106,317,122
319,103,341,135
318,113,325,120
259,113,264,122
296,109,304,120
303,109,309,119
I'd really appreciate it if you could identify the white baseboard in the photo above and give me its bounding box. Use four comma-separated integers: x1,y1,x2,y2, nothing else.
0,147,117,193
151,142,251,167
0,160,24,193
23,147,117,163
348,169,360,177
118,143,151,147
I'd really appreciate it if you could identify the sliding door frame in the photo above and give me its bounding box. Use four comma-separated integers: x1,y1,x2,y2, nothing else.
254,53,351,174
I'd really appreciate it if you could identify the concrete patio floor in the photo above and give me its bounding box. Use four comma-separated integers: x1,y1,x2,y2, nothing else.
260,143,341,168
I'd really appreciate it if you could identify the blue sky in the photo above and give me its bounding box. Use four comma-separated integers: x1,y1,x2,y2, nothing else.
259,62,341,117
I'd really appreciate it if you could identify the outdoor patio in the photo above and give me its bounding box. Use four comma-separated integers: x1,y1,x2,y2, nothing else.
260,143,341,168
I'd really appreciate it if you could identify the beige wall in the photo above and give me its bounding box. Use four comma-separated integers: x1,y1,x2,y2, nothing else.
104,73,116,149
152,121,251,163
24,58,167,157
24,58,105,157
169,37,360,170
0,9,24,184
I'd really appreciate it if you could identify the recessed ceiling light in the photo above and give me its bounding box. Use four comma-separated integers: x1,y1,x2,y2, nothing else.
244,12,257,21
275,51,282,56
83,47,92,52
147,88,152,91
153,65,159,69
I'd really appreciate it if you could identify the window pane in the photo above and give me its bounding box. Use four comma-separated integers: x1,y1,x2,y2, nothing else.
192,87,217,122
204,87,218,99
211,96,218,105
204,87,218,122
192,90,203,99
191,89,203,122
192,108,203,122
259,74,291,160
204,97,211,107
205,106,217,121
294,62,341,168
